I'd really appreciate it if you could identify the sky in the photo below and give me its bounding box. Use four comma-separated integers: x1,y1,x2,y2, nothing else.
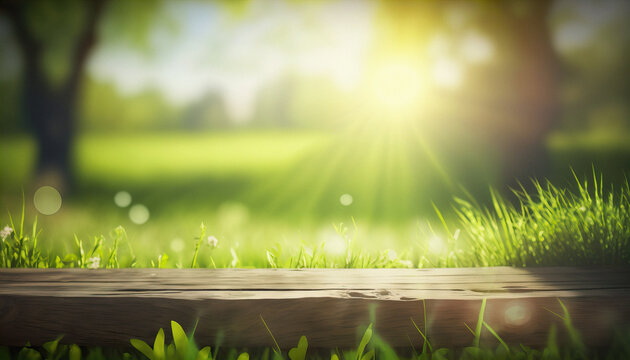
2,0,628,123
89,0,375,121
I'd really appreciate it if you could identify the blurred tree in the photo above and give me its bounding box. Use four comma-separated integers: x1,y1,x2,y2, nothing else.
0,0,108,191
183,91,231,130
80,79,181,132
0,0,247,191
553,0,630,134
374,0,561,187
483,0,561,186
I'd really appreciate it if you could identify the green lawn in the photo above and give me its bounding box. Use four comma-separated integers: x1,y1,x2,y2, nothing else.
1,130,436,265
1,130,630,267
2,131,630,359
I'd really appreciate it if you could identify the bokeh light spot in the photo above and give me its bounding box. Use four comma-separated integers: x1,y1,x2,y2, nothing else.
170,238,185,253
505,304,530,326
129,204,150,224
460,31,494,64
427,236,444,254
340,193,353,206
325,236,347,256
114,191,132,208
33,186,62,215
432,58,463,88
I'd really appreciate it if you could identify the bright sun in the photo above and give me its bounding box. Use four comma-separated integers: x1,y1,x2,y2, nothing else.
371,62,424,115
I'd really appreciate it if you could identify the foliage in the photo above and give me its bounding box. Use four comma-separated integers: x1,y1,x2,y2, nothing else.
2,174,630,269
3,305,630,359
2,175,630,358
451,172,630,267
129,321,212,360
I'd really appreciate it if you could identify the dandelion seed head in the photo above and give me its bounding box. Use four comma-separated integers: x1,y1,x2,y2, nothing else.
205,236,219,249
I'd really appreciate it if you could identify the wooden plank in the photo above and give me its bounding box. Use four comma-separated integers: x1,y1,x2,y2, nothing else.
0,267,629,349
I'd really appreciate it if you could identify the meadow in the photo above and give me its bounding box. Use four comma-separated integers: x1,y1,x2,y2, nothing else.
2,131,630,359
1,130,630,268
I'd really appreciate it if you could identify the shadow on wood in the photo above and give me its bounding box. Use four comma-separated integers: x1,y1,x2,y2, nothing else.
0,267,629,349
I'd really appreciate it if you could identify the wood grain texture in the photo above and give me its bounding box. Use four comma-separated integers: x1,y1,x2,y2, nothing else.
1,267,629,348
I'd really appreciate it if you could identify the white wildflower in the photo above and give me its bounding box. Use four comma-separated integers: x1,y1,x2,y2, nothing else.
87,256,100,269
205,236,218,249
0,226,13,240
387,250,398,261
399,260,414,268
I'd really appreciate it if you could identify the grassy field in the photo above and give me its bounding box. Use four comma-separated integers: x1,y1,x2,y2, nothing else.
2,131,630,359
1,130,630,266
1,169,630,359
0,130,485,265
2,157,629,269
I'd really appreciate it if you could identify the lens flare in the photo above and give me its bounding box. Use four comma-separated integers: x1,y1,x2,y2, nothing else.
33,186,62,215
432,58,463,88
114,191,132,208
427,236,444,254
340,193,353,206
504,303,530,326
372,62,423,110
129,204,150,224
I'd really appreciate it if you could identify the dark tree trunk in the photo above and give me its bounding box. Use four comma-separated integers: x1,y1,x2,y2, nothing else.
1,0,107,193
501,0,561,188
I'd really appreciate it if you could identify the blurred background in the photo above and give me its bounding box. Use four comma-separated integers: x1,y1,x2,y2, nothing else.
1,0,629,263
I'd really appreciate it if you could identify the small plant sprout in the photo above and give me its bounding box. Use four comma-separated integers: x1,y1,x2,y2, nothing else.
191,224,218,268
131,321,213,360
0,225,13,240
191,223,207,268
288,335,308,360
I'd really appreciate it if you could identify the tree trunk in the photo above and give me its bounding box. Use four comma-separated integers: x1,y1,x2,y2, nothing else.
501,0,561,188
30,88,77,192
1,0,107,193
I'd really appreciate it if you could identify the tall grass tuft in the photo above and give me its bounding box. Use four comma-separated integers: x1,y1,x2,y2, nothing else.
2,172,629,269
454,173,630,266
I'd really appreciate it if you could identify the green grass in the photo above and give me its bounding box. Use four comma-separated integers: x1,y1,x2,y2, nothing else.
2,300,629,359
2,172,629,269
2,131,630,358
2,175,630,358
3,130,629,267
0,130,494,265
450,174,630,267
2,131,629,268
